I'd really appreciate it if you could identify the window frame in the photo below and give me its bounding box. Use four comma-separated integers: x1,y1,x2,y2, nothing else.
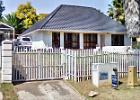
84,34,97,49
111,34,124,46
64,33,79,49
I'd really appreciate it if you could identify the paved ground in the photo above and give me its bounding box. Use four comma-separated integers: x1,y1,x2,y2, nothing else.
14,80,83,100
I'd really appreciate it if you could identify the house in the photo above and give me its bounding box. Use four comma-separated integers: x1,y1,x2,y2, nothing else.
0,22,15,45
21,5,131,49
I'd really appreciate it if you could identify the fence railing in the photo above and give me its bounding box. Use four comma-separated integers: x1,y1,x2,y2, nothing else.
13,48,140,82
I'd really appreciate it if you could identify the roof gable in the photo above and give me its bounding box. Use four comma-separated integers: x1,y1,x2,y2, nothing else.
22,5,126,36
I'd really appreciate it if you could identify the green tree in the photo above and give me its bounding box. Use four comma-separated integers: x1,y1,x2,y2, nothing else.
1,13,25,37
0,0,5,19
38,13,48,21
16,2,38,29
108,0,125,24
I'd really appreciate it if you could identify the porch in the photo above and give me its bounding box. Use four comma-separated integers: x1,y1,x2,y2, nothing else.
49,31,130,49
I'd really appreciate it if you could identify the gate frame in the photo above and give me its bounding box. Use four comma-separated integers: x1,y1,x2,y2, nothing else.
12,47,65,82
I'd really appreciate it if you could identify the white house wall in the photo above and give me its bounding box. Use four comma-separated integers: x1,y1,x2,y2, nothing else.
32,31,53,47
25,30,130,48
43,31,52,47
42,31,48,46
124,34,131,46
105,34,111,46
97,34,101,46
26,31,49,48
60,32,64,48
79,33,84,49
28,31,43,41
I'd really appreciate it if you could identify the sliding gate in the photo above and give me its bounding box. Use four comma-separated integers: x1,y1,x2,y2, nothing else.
12,48,65,82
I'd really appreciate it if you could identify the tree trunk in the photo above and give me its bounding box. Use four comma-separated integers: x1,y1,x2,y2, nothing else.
124,0,140,37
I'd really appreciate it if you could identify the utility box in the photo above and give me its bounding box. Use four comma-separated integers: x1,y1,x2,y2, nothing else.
128,66,137,87
92,63,118,87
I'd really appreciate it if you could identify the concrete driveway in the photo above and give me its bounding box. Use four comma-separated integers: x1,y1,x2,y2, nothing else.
14,80,83,100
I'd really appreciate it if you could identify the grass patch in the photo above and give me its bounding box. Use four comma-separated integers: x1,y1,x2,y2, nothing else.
67,79,140,100
0,83,18,100
67,80,100,100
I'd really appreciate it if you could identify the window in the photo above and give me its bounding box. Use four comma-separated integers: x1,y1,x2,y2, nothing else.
64,33,79,49
84,34,97,49
52,32,60,48
111,34,124,46
0,35,3,45
22,37,31,41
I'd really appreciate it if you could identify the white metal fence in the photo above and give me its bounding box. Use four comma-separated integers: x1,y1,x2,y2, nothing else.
68,49,140,82
12,48,64,82
12,48,140,82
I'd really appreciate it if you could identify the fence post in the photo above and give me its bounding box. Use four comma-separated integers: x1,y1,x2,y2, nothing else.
1,40,13,83
60,47,66,79
74,51,77,81
60,47,65,65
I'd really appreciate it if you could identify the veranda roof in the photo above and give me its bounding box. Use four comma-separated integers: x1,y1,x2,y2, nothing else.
0,22,15,38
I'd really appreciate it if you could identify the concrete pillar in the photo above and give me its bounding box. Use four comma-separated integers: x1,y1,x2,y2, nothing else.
60,32,64,48
48,31,52,47
79,33,84,49
124,34,131,46
105,34,111,46
97,34,101,47
1,40,12,83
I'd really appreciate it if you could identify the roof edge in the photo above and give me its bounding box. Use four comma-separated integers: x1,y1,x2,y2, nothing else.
21,29,126,37
0,21,14,30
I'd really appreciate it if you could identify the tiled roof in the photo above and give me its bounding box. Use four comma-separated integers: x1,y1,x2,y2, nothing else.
22,5,126,35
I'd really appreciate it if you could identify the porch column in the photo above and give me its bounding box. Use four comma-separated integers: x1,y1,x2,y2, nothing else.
105,34,111,46
48,31,52,47
97,34,101,47
60,32,64,48
79,33,84,49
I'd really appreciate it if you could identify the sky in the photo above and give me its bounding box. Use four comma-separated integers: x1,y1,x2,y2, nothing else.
3,0,112,15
